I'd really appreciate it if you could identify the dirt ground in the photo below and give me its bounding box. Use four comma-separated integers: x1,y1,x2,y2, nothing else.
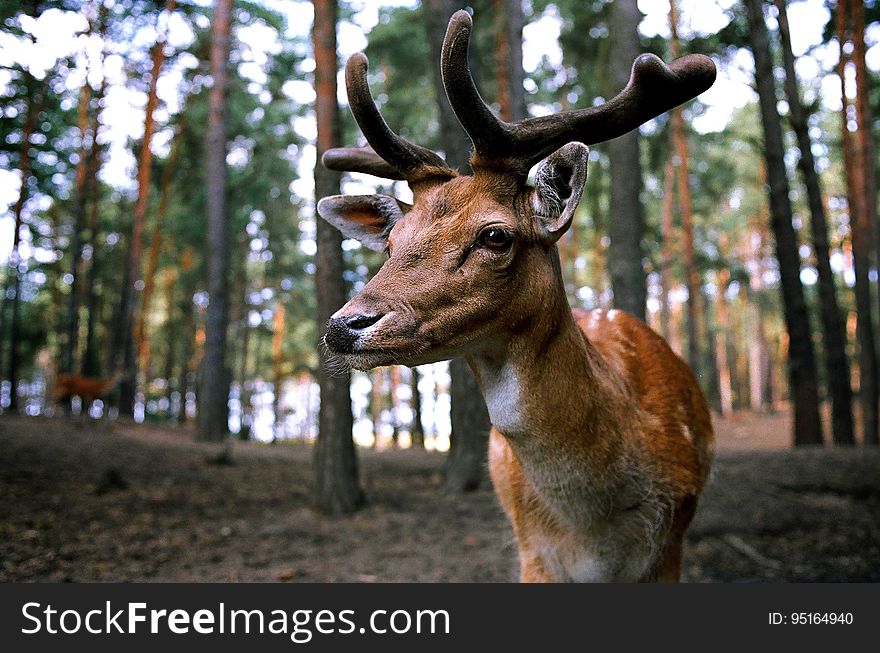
1,411,878,582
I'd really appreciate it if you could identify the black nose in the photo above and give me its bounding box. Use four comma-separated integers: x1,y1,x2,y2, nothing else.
324,314,384,352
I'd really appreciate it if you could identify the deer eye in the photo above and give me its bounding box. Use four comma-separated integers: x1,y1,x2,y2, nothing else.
478,227,513,251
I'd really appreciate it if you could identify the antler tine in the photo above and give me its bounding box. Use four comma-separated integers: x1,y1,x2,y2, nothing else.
440,11,513,160
441,10,717,176
322,145,405,180
337,52,453,182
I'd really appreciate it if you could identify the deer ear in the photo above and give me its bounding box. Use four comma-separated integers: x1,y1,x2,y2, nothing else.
316,194,410,252
532,142,589,243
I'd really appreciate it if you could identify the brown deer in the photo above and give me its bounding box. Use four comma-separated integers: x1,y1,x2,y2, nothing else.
54,371,123,414
318,10,715,582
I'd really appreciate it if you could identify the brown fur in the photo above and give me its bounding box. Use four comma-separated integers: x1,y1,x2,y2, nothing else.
322,168,713,582
54,373,122,409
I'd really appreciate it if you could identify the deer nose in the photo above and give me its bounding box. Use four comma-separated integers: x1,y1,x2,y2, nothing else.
325,313,384,353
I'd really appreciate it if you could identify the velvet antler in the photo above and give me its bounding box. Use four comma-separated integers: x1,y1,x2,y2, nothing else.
323,10,716,183
440,10,716,176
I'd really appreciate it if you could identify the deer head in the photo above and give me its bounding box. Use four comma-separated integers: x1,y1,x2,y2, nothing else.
318,10,715,371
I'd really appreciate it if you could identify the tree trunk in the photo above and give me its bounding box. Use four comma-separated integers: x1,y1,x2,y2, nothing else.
63,69,93,377
494,0,527,123
137,117,186,378
837,0,877,446
410,367,424,448
117,0,177,417
715,235,733,416
745,0,823,446
851,0,879,446
161,269,177,418
607,0,646,321
312,0,364,514
81,60,108,378
659,154,676,344
176,282,195,425
747,223,772,412
371,368,384,447
197,0,231,441
775,0,855,445
424,0,492,492
3,70,41,413
272,301,285,441
389,365,401,448
669,0,701,369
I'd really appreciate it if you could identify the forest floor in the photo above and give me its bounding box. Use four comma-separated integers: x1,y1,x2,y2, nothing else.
1,410,879,583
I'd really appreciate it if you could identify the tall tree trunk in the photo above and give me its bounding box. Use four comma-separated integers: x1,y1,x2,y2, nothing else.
424,0,492,492
176,280,195,425
63,67,93,376
586,156,606,305
272,301,285,441
3,69,42,413
235,268,255,439
838,0,878,446
117,0,177,416
747,223,773,412
607,0,646,321
410,367,424,448
775,0,855,445
745,0,823,446
659,154,676,344
669,0,701,369
197,0,231,442
371,368,384,447
312,0,364,513
389,365,401,448
851,0,878,446
81,43,108,378
494,0,526,123
161,269,177,417
715,234,733,416
137,117,186,378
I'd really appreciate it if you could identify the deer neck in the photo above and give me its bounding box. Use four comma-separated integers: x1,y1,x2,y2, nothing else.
466,278,642,504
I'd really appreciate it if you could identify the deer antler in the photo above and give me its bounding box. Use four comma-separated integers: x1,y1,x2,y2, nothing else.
440,10,717,176
324,10,715,184
323,53,456,185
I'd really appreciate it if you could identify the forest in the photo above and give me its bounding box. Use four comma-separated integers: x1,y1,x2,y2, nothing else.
1,0,879,582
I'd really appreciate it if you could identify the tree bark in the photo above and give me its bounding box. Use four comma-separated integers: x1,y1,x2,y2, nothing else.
81,14,108,378
312,0,364,514
607,0,646,321
747,222,773,412
669,0,701,369
371,368,384,447
424,0,492,492
117,0,177,416
272,301,285,441
745,0,823,446
659,155,676,345
837,0,877,446
494,0,527,123
63,67,93,377
176,276,196,425
715,234,733,416
410,367,424,448
851,0,878,446
3,69,42,412
774,0,854,445
137,117,186,378
197,0,231,441
389,365,401,448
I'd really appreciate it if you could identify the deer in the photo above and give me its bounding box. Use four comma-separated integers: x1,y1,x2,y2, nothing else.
317,10,716,582
54,370,123,415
